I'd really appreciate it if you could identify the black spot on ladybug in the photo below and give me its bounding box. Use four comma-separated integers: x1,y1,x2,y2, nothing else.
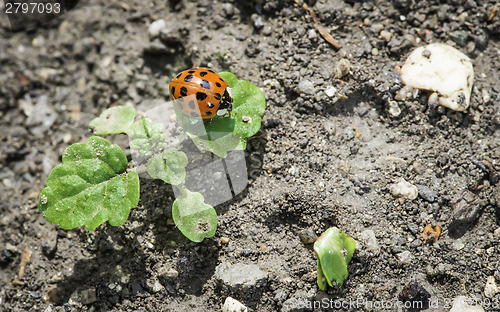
180,87,188,97
207,102,214,108
208,69,215,73
200,80,211,89
177,102,183,110
196,92,207,101
188,100,196,109
188,70,195,74
184,75,194,82
199,71,208,77
214,93,221,100
178,97,184,102
176,73,182,79
190,112,199,117
219,77,224,82
206,111,212,116
171,86,175,96
215,82,222,88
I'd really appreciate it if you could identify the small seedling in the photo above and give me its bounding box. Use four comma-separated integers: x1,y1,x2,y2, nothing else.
38,70,266,242
314,227,356,290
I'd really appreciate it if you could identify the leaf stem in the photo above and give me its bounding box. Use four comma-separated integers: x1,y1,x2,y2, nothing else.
177,184,189,196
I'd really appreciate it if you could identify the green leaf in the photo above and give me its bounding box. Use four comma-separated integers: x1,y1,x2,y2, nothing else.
89,106,136,134
147,147,188,185
128,118,167,157
314,227,356,288
176,71,266,158
172,189,217,242
38,136,140,231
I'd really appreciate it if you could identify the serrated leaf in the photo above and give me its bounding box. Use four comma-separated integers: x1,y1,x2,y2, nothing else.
38,136,140,231
128,118,166,157
172,190,217,242
176,72,265,158
147,147,188,185
89,106,136,134
314,227,356,288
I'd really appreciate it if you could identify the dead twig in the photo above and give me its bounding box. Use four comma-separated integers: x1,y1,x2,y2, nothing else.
293,0,341,49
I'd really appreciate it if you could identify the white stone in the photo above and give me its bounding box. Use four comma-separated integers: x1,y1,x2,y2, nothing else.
449,296,485,312
484,276,499,298
149,19,166,38
396,251,413,264
389,178,418,200
400,43,474,111
223,297,248,312
325,86,337,97
494,227,500,239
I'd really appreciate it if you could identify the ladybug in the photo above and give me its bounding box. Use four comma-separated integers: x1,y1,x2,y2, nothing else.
169,68,233,119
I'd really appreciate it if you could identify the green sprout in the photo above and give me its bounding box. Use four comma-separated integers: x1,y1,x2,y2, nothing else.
314,227,356,290
38,70,266,242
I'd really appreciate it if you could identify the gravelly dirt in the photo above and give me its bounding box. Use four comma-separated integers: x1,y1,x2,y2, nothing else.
0,0,499,311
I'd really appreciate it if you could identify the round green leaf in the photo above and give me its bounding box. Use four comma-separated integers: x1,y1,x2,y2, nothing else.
38,136,140,231
89,106,136,134
172,190,217,242
146,147,188,185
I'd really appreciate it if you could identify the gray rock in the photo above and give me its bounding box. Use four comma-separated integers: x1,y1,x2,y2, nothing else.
451,191,483,225
417,185,437,202
360,229,380,256
298,80,315,95
68,287,97,305
215,263,268,290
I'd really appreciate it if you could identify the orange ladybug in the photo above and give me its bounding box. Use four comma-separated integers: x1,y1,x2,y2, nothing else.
169,68,233,119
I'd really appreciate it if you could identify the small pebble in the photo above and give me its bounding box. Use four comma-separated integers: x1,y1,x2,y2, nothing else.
398,281,431,309
388,100,401,117
380,30,393,42
223,297,248,312
390,178,418,200
298,228,317,244
360,229,380,256
484,276,499,298
148,19,166,38
307,29,317,39
332,59,350,79
221,237,230,244
452,239,465,250
482,89,490,104
396,251,413,264
298,80,315,95
493,228,500,240
324,86,337,97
